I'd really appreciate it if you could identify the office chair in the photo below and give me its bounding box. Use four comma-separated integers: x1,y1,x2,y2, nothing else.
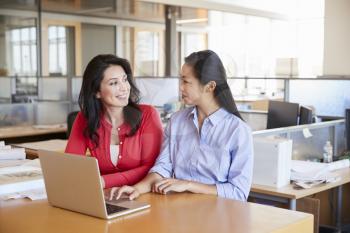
67,111,79,138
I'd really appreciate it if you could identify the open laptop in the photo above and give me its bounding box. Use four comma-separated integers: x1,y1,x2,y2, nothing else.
38,150,150,219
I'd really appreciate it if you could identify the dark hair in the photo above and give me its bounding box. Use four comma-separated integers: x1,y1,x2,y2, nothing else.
79,54,142,147
184,50,243,120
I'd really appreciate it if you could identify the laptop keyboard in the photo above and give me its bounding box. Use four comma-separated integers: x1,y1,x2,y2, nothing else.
105,203,129,215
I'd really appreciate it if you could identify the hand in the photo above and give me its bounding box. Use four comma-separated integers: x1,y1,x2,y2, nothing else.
152,178,190,194
109,186,140,201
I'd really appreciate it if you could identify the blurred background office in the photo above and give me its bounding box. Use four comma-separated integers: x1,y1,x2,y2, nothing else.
0,0,349,130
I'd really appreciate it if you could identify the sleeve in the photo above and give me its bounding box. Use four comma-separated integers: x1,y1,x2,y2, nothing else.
216,124,254,201
102,106,163,188
65,112,88,156
148,119,173,178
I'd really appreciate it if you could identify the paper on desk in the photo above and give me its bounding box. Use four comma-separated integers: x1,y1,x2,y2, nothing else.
32,123,66,129
0,148,26,160
0,188,47,201
291,160,329,182
291,160,347,183
0,159,30,168
0,141,4,147
0,145,11,150
302,128,313,138
293,172,341,189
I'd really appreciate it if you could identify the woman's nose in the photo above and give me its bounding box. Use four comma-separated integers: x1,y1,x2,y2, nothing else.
119,82,128,91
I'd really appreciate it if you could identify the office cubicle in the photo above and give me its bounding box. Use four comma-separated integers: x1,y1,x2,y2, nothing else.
253,119,346,161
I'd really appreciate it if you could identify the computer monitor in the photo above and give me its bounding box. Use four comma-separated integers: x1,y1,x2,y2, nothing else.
299,106,313,125
266,100,299,129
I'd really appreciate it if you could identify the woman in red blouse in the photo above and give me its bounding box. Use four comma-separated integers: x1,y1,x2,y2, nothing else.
65,54,163,189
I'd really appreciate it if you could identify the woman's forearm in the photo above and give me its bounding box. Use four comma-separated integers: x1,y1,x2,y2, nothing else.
187,181,218,196
134,172,163,194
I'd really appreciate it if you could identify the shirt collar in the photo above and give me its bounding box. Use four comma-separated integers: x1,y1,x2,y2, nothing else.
187,106,229,127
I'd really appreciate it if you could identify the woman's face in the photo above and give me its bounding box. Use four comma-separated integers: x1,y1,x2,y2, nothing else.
180,63,205,105
96,65,130,108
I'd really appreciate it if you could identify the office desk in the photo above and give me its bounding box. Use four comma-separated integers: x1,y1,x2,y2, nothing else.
0,125,67,143
0,193,312,233
250,167,350,230
14,139,67,158
250,168,350,209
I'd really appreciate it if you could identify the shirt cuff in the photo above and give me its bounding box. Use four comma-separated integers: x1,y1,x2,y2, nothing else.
149,166,172,178
216,183,247,201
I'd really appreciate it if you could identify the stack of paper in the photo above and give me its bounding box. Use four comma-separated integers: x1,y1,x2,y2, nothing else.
290,159,349,189
0,159,45,196
291,160,329,182
0,141,26,160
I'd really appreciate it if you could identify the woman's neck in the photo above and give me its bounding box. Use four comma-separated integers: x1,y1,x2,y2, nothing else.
196,98,220,119
104,107,124,127
196,97,220,128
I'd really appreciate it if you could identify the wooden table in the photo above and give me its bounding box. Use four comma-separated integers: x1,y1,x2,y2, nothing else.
14,139,67,158
0,193,312,233
0,125,67,143
250,167,350,230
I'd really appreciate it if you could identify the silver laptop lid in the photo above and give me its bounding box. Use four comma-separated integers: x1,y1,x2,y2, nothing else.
39,150,108,218
38,150,150,219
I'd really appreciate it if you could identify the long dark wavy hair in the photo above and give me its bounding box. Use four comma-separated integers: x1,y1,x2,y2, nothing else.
184,50,243,120
79,54,142,147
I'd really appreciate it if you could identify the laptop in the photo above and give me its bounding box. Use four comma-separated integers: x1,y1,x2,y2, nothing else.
38,150,150,219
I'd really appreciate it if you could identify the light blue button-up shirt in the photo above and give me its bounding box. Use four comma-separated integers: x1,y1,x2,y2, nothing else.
149,106,254,201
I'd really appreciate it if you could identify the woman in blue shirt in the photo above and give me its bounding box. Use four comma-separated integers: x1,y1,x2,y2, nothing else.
111,50,253,201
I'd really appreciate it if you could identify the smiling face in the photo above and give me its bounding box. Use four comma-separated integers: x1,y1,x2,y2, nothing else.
180,63,206,106
96,65,130,109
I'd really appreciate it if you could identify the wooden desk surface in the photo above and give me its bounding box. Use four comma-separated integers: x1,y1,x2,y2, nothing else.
251,167,350,199
0,125,66,139
14,139,67,158
0,193,312,233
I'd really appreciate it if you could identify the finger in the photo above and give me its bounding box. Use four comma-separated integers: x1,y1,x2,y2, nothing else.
162,185,175,194
109,187,118,200
116,186,133,199
159,183,173,194
154,179,169,193
129,190,139,200
157,181,171,193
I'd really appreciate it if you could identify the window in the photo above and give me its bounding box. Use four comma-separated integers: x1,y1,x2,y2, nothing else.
9,27,37,76
181,32,207,65
134,30,164,76
48,26,67,76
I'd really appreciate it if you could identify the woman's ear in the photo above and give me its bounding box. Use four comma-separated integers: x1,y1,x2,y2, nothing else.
206,81,216,92
96,92,101,99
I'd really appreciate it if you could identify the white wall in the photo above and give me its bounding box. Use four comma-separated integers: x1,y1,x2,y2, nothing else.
323,0,350,75
81,23,116,72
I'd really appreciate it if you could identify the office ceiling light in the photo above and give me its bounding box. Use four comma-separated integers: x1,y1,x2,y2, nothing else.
176,18,208,24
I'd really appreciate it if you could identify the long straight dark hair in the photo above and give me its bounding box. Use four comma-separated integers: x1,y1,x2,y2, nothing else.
79,54,142,147
184,50,243,120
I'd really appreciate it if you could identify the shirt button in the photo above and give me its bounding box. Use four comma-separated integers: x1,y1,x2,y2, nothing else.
120,141,123,145
117,127,120,131
119,155,122,159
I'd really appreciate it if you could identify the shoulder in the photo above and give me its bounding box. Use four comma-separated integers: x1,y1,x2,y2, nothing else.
225,112,252,135
169,106,193,122
75,111,87,123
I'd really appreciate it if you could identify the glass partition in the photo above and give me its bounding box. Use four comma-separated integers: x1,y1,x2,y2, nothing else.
253,120,346,160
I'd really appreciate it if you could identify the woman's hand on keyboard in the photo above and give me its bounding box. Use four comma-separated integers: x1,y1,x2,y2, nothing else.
110,186,140,200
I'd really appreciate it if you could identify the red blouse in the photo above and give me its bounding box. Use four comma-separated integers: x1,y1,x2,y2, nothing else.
65,104,163,188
